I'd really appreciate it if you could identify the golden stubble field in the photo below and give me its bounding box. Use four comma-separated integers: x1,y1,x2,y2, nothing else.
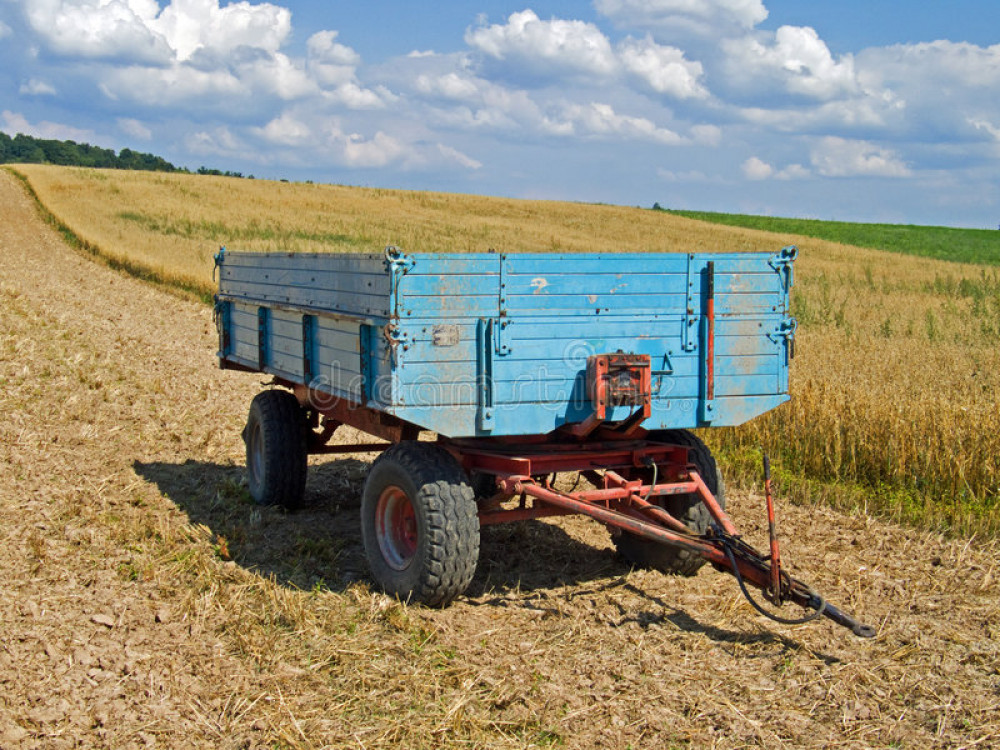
12,164,1000,533
2,168,1000,748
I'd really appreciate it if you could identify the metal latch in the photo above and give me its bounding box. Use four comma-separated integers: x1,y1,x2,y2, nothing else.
385,245,415,321
768,318,798,359
212,245,225,282
769,246,798,294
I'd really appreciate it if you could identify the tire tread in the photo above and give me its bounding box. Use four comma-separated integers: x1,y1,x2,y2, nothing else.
244,389,308,509
615,429,725,576
363,442,479,606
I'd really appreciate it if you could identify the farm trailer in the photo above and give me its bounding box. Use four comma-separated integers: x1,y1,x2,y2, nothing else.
214,246,874,638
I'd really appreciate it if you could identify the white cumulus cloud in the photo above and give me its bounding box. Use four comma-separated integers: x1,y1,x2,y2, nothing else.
305,31,391,108
307,30,362,88
465,10,618,79
20,0,387,114
255,112,312,146
415,72,481,101
778,163,810,179
810,136,910,177
336,129,407,168
101,65,245,107
859,40,1000,92
235,51,317,100
555,102,685,145
326,82,390,109
24,0,172,64
618,37,708,99
723,26,858,100
856,41,1000,141
742,156,810,180
970,118,1000,142
742,156,773,180
738,94,905,133
458,10,708,99
150,0,291,62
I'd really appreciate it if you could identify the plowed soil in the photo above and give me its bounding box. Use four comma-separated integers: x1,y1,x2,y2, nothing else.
1,170,997,749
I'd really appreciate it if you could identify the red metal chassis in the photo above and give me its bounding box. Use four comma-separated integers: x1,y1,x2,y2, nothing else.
280,380,874,637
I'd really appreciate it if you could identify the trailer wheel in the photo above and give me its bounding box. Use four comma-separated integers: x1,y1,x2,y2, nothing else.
361,442,479,606
615,429,725,576
243,389,308,509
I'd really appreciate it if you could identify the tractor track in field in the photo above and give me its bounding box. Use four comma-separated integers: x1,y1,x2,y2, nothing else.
0,169,998,749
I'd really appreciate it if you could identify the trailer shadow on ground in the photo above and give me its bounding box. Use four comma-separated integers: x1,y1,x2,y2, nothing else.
133,457,819,652
133,457,633,596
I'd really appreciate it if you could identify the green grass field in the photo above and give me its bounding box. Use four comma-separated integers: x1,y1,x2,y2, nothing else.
664,209,1000,265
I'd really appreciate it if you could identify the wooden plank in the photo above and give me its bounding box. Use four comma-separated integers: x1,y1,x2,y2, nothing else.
221,278,389,316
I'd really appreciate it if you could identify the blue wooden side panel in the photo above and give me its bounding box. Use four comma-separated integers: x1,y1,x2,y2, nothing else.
385,252,792,435
217,248,795,438
218,252,390,317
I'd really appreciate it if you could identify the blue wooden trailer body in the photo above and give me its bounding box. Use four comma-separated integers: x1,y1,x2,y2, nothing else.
214,246,797,438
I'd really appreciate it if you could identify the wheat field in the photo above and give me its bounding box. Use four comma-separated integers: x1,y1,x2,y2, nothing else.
11,164,1000,534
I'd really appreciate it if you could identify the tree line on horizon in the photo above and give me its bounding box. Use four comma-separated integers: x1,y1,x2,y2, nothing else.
0,131,250,178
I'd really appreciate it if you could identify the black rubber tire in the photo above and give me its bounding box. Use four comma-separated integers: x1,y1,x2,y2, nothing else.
361,442,480,606
614,429,726,576
242,389,308,509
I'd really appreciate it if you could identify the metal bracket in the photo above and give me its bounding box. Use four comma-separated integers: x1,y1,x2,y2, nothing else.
359,324,375,404
385,245,415,320
650,351,674,395
214,297,231,359
384,244,415,273
682,253,698,352
768,318,798,364
302,314,317,385
700,260,716,423
213,245,225,282
257,306,270,370
382,245,414,370
494,319,512,356
382,321,408,368
496,253,511,355
698,317,715,423
769,245,798,294
768,318,798,345
478,318,496,431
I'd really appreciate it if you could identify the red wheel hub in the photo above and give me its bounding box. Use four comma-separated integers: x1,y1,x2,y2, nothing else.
375,485,417,571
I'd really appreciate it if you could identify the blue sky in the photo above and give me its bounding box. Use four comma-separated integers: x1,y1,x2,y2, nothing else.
2,1,999,228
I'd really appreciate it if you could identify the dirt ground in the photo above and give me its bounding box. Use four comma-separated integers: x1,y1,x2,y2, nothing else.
1,169,998,749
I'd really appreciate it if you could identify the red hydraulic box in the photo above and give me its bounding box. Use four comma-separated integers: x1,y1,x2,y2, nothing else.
586,353,652,420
